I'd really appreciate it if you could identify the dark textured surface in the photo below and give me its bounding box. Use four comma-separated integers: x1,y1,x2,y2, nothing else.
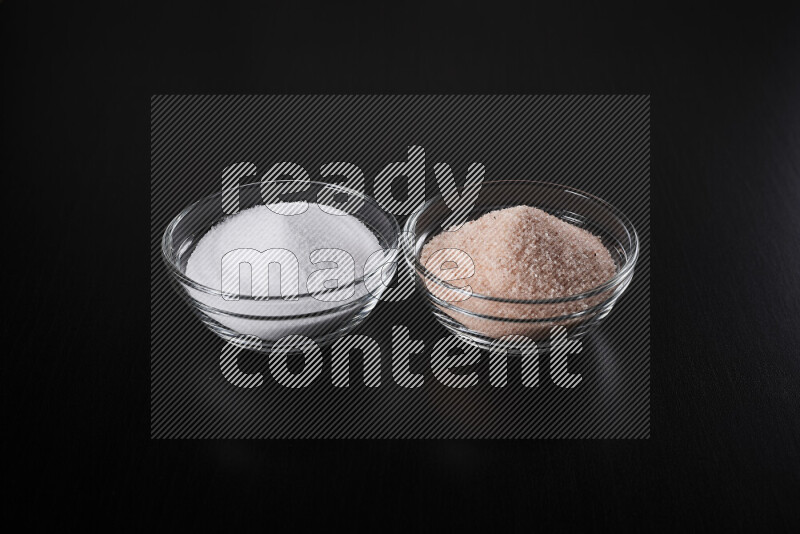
5,2,800,530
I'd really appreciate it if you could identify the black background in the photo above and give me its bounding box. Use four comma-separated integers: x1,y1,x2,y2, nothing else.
4,1,799,530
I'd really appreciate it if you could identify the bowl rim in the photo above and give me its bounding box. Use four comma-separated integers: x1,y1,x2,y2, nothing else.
423,280,624,323
161,180,401,301
403,179,639,305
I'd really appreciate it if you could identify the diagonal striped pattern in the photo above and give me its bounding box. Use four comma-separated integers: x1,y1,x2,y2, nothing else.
151,95,649,438
331,335,383,387
435,162,486,230
489,335,540,388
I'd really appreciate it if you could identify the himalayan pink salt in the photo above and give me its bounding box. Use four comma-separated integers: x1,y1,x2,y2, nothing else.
420,205,617,339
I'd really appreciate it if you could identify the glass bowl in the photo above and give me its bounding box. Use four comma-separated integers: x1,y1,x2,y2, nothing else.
402,180,639,351
161,181,400,351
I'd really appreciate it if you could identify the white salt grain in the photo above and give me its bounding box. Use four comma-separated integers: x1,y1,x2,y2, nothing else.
184,203,382,340
187,202,380,296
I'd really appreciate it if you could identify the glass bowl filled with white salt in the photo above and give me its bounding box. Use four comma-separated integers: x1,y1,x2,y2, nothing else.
162,181,400,351
403,180,639,351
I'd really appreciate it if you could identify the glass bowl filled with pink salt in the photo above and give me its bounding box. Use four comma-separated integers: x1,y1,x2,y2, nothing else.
403,180,639,351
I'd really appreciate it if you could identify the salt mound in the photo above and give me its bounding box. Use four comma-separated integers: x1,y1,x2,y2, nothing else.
186,203,381,296
421,205,615,300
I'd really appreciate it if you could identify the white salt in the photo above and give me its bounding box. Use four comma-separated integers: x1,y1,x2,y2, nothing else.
187,202,380,296
184,202,382,340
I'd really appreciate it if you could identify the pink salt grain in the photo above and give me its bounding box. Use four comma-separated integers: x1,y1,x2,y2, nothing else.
420,205,617,338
